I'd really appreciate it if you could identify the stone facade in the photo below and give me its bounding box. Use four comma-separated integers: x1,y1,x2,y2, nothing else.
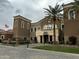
13,15,31,44
12,15,64,44
0,31,13,43
64,3,79,45
31,16,63,43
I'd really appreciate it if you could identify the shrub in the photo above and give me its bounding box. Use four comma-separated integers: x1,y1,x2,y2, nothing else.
68,36,77,45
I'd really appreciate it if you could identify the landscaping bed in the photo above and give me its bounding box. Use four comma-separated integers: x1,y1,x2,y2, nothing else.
33,44,79,54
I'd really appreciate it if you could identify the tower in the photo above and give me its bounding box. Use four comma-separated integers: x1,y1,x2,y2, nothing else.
13,15,31,44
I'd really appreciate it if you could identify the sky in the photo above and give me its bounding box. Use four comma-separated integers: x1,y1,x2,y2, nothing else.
0,0,74,29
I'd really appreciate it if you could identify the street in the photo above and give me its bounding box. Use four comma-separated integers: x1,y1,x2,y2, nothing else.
0,44,79,59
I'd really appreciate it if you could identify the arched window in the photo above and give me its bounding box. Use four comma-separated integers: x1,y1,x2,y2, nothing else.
27,23,30,30
21,21,25,28
43,24,57,30
14,20,18,27
31,28,32,32
47,24,52,29
68,9,75,20
35,28,36,32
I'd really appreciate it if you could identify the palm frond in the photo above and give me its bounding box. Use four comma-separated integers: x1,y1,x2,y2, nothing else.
73,0,79,10
44,8,52,14
44,3,63,21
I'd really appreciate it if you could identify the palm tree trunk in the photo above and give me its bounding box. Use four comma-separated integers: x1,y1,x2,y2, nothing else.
58,20,61,44
53,20,56,44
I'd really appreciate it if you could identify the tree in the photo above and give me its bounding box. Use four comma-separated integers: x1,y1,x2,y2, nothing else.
44,3,63,44
73,0,79,11
57,14,64,44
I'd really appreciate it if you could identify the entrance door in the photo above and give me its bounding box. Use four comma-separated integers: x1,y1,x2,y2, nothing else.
50,36,52,41
34,37,37,43
44,35,48,43
40,36,42,43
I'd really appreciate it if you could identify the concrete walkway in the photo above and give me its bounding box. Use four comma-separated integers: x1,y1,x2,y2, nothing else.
0,44,79,59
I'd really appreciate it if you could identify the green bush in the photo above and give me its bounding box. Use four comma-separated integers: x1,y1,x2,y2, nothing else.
68,36,77,45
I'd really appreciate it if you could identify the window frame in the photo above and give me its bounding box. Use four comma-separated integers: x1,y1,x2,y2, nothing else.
68,9,76,20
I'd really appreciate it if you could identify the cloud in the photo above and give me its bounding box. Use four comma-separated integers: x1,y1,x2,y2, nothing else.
9,0,49,22
0,0,13,9
0,0,14,29
0,0,73,29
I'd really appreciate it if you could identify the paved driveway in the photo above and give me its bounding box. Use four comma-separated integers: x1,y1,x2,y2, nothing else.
0,45,79,59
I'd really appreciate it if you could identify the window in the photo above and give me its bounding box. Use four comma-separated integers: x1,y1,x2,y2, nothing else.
27,23,30,30
43,24,57,30
68,9,75,20
51,24,58,29
31,28,33,32
43,24,52,30
14,20,18,27
15,20,17,24
35,28,36,32
47,24,52,29
21,21,25,28
62,25,64,28
1,35,5,39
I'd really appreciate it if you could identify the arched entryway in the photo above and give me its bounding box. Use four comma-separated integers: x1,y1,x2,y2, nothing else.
40,36,42,43
34,37,37,43
43,32,48,43
44,35,48,43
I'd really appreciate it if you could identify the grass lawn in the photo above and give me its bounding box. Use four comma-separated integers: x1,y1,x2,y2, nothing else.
33,45,79,54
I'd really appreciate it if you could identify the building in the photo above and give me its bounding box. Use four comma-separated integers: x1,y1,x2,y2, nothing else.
64,2,79,45
1,2,79,45
12,15,64,44
0,15,64,44
13,15,31,44
31,16,64,44
0,12,64,45
0,30,13,44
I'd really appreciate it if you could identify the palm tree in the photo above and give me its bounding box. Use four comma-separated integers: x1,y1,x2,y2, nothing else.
57,14,64,44
44,3,63,44
73,0,79,10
